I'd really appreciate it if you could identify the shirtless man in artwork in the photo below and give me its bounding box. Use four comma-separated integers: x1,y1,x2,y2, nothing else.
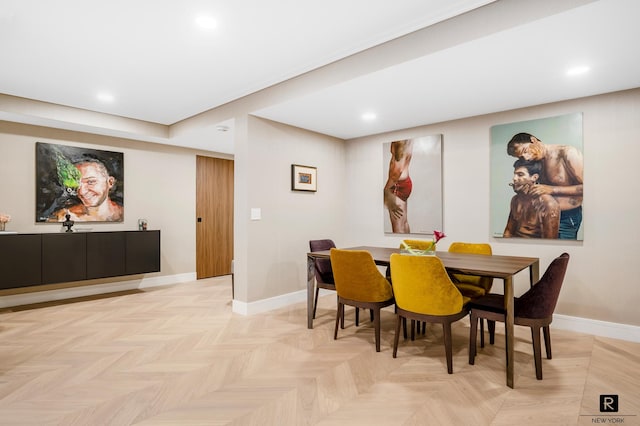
49,159,123,222
503,159,560,239
507,133,583,239
384,139,413,233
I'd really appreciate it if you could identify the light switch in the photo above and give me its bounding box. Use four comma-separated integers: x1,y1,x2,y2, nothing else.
251,208,261,220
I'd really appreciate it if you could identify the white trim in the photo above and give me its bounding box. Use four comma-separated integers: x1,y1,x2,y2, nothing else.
232,289,308,315
231,288,334,316
0,272,197,309
137,272,197,289
552,314,640,343
233,291,640,344
5,281,638,344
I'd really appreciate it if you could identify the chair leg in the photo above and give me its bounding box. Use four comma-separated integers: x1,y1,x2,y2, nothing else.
355,307,360,327
421,321,426,334
531,325,543,380
370,309,374,322
488,320,496,345
313,287,320,319
469,311,478,365
334,302,343,340
402,317,407,340
410,319,416,341
393,315,402,358
443,322,454,374
543,326,552,359
479,318,485,348
373,308,382,352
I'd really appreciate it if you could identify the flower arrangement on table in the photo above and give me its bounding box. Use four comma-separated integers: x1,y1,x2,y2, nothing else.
401,230,446,255
0,213,11,231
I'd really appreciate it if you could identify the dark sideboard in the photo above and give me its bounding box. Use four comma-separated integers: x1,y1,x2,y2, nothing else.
0,230,160,290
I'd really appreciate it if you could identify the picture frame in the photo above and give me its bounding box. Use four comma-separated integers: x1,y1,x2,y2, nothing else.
291,164,317,192
35,142,124,223
489,112,584,240
382,135,443,235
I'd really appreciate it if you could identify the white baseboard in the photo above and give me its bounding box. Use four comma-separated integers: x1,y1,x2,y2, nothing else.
552,314,640,343
0,272,197,309
231,288,336,316
5,281,638,344
233,290,640,344
137,272,197,289
232,288,309,316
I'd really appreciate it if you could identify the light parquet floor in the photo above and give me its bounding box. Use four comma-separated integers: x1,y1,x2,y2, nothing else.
0,277,638,425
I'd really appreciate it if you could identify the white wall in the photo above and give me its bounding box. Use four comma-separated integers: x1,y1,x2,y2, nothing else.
238,116,346,302
344,88,640,327
2,87,639,332
0,122,213,292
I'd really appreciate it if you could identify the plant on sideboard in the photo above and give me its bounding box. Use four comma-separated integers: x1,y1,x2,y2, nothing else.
0,212,11,231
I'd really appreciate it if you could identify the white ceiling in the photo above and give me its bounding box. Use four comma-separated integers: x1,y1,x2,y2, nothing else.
255,0,640,139
1,0,639,151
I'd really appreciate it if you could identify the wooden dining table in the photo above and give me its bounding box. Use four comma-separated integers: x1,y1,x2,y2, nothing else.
306,246,540,388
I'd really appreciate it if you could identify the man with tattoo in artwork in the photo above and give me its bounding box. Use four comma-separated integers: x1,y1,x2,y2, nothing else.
503,159,560,239
507,133,583,239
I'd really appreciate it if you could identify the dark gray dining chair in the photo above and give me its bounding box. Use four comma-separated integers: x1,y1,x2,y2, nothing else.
468,253,570,380
309,239,336,321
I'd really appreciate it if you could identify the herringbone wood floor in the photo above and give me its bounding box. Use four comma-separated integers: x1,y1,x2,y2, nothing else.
0,277,638,425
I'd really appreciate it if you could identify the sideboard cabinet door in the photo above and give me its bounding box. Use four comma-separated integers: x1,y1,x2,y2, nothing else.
42,233,87,284
0,234,42,290
87,232,126,279
126,230,160,275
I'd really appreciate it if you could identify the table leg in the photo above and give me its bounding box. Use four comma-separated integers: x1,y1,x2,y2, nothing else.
504,276,514,388
307,255,316,329
529,260,540,288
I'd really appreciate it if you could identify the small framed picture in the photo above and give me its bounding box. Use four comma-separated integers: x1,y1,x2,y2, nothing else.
291,164,317,192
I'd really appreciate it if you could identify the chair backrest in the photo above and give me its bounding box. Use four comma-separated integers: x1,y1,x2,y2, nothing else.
330,249,393,302
448,242,493,291
401,239,434,251
515,253,570,319
448,242,492,256
309,239,336,284
390,253,464,315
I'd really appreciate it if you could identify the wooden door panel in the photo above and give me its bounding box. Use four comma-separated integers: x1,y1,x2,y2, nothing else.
196,156,234,279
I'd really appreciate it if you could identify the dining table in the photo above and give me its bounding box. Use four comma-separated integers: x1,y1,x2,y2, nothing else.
306,246,540,388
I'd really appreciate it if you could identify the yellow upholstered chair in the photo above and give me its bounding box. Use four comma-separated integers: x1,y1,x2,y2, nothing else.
402,239,435,251
330,249,395,352
386,239,435,280
448,242,493,345
447,242,493,298
390,254,470,373
399,239,437,337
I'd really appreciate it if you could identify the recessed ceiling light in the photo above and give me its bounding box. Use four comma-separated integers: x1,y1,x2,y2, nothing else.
97,92,115,103
195,15,217,30
566,65,590,76
361,112,377,121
